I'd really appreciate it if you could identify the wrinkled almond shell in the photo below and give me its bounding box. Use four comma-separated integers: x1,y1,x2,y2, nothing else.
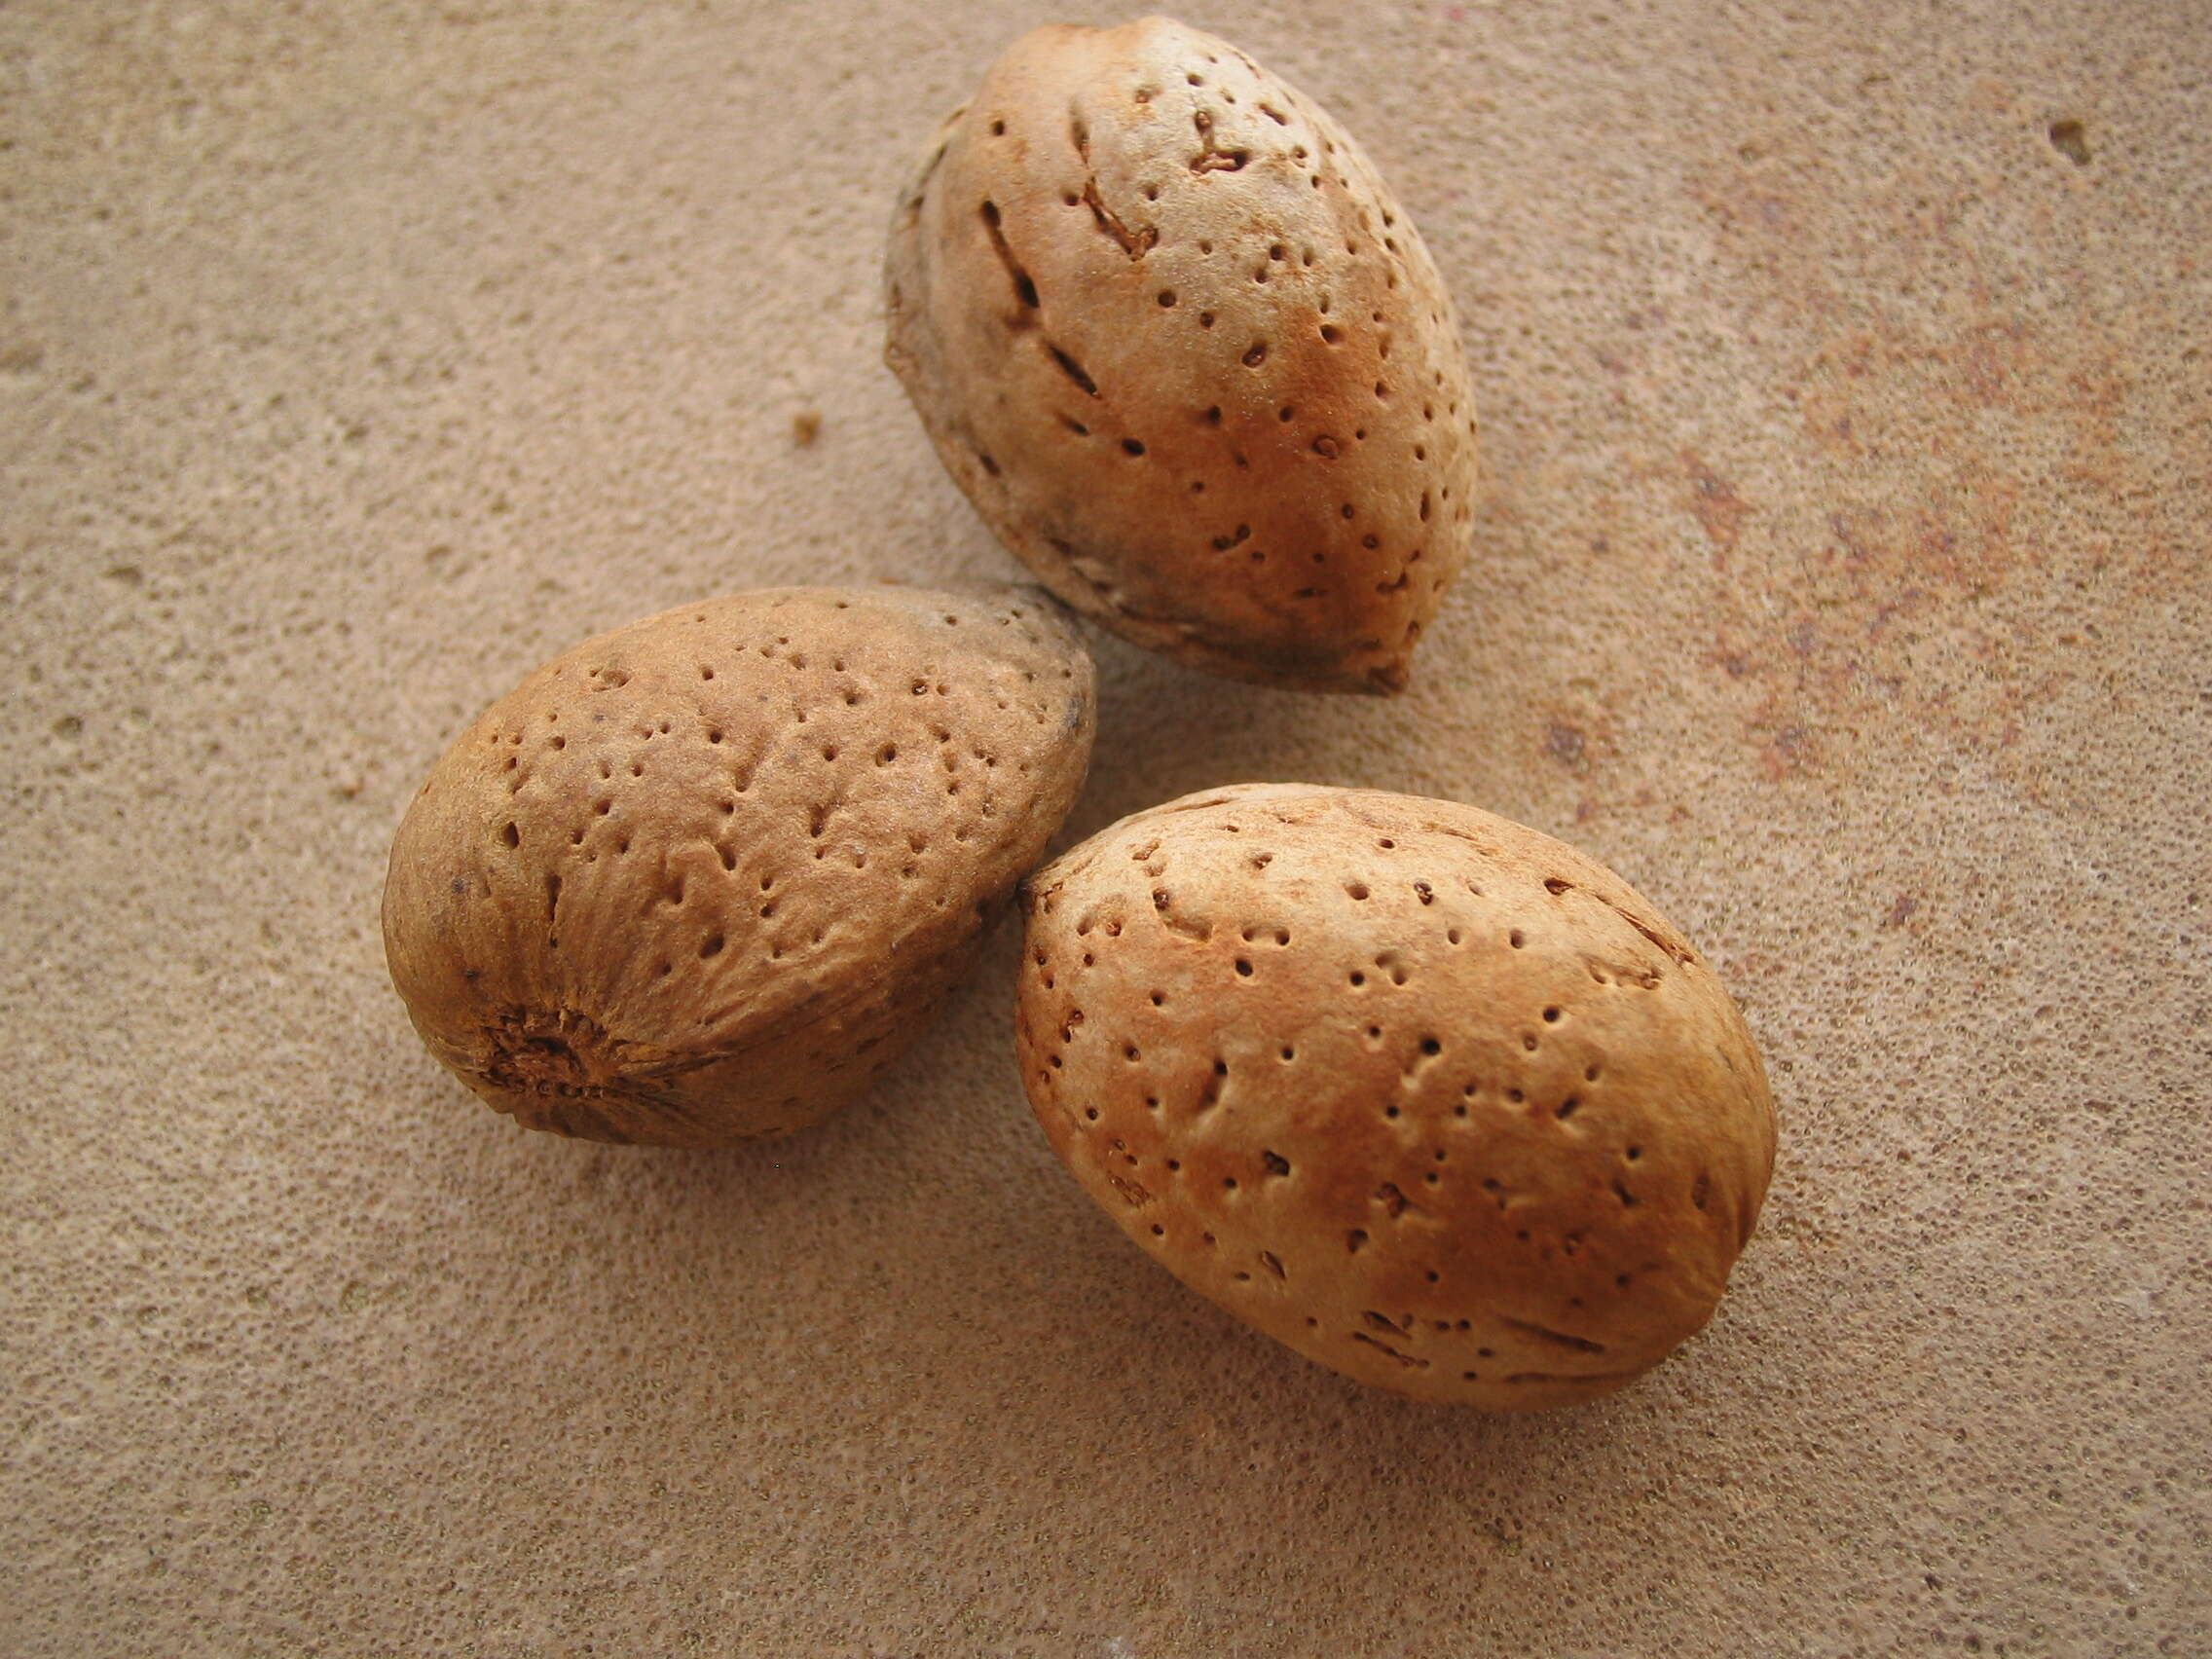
887,17,1479,693
385,585,1095,1146
1017,784,1776,1408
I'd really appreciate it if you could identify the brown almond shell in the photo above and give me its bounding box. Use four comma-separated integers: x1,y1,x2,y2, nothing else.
887,18,1479,693
384,585,1095,1145
1017,784,1777,1408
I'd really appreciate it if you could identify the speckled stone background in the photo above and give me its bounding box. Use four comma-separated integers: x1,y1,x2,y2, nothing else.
4,2,2206,1654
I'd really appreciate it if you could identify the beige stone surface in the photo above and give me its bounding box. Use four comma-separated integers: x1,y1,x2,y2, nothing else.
3,1,2205,1653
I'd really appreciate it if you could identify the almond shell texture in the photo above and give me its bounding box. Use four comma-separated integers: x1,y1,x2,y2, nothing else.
385,585,1095,1146
1016,785,1777,1408
886,17,1479,693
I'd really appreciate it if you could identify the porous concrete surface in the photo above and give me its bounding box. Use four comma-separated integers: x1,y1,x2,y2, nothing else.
3,2,2205,1653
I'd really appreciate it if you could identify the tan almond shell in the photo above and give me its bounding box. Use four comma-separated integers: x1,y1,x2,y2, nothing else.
886,17,1479,694
1016,785,1777,1408
384,585,1095,1146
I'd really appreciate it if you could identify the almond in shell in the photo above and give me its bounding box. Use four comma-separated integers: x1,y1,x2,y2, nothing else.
888,17,1480,693
385,585,1095,1145
1016,784,1776,1407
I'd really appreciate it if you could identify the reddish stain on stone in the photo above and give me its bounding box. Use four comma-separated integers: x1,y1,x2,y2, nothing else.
1758,723,1818,780
1682,450,1751,561
1884,893,1920,928
1947,320,2032,408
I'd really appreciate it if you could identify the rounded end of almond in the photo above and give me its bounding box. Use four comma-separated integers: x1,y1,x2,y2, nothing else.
479,1007,626,1098
458,1009,745,1146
